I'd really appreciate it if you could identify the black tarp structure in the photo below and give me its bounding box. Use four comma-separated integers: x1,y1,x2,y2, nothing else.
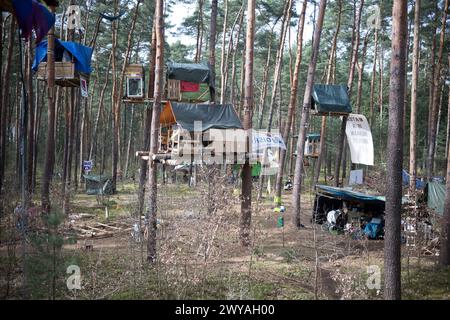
160,102,243,132
167,61,215,97
311,84,352,115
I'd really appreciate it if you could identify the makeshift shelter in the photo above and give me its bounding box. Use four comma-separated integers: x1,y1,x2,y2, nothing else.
83,175,113,195
311,84,352,115
33,39,93,87
125,64,145,98
166,62,214,102
313,185,386,239
157,101,243,159
304,133,321,157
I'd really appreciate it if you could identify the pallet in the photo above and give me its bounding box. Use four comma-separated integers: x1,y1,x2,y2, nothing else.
71,221,132,239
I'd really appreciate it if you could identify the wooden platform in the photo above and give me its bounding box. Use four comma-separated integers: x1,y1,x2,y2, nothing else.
37,61,88,87
122,98,168,105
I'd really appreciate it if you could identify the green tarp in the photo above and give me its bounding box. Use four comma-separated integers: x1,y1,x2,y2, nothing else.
426,182,445,215
306,133,321,140
251,162,261,177
311,84,352,115
170,102,243,132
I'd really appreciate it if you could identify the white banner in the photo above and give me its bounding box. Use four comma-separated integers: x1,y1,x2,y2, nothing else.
345,114,374,166
251,130,286,152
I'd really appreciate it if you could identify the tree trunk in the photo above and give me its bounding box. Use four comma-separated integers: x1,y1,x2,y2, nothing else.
257,32,273,129
89,53,112,160
0,18,16,196
334,0,364,186
312,0,341,187
384,0,407,300
274,0,307,203
147,0,164,263
440,55,450,266
369,27,379,126
124,106,135,178
292,0,327,228
266,0,292,132
240,0,256,246
195,0,204,63
41,6,56,212
409,0,420,193
26,38,35,198
111,0,119,192
138,21,157,217
427,0,448,180
208,0,218,103
355,31,370,113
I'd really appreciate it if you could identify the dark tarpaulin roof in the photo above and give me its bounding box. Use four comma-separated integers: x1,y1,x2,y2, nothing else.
311,84,352,115
169,102,243,132
306,133,321,140
32,39,93,74
167,61,214,90
315,185,386,205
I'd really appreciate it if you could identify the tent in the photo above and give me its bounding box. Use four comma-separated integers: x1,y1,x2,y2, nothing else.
160,102,243,132
32,39,94,74
311,84,352,115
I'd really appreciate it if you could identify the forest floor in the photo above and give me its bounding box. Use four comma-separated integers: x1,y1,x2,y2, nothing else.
1,175,450,299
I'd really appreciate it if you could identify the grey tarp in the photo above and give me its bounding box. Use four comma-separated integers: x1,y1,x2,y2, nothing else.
170,102,243,132
83,174,113,195
167,62,214,88
426,181,445,215
311,84,352,115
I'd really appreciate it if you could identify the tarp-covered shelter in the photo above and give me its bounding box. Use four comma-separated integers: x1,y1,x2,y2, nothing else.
33,39,93,86
33,39,93,73
313,184,385,224
311,84,352,115
304,133,321,157
166,62,215,102
160,102,243,132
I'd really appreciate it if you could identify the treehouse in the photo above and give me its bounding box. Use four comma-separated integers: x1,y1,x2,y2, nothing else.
125,64,145,99
166,62,214,103
33,39,93,87
155,101,243,163
311,84,352,116
304,133,321,158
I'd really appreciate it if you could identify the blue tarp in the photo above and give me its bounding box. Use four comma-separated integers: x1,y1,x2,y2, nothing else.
402,169,426,189
315,185,386,205
32,39,93,74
